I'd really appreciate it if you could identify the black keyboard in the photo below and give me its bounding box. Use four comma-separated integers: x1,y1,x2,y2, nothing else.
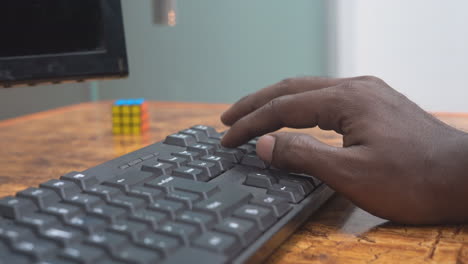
0,125,334,264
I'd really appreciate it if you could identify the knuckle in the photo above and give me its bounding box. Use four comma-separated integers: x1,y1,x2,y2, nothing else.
285,134,305,152
339,79,369,98
275,134,306,169
356,75,384,85
277,78,295,93
236,94,251,104
326,83,364,116
266,97,282,114
341,80,357,91
279,77,294,86
328,84,351,104
264,97,285,126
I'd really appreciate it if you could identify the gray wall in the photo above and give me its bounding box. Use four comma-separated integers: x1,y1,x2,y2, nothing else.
332,0,468,112
0,83,89,120
99,0,327,103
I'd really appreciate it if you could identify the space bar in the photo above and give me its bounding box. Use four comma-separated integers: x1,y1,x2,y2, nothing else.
162,247,227,264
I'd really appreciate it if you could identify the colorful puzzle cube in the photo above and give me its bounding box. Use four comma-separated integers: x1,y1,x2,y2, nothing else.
112,99,149,135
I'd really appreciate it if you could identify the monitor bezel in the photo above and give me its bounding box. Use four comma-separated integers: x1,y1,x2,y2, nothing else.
0,0,128,88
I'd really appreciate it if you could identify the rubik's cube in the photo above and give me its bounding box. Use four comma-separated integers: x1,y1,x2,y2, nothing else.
112,99,149,135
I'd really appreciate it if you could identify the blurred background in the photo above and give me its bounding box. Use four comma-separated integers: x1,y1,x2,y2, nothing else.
0,0,467,120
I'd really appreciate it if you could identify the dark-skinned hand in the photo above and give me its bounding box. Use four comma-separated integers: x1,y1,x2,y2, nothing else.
220,76,468,225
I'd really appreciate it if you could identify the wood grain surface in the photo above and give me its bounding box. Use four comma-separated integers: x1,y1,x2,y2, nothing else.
0,101,467,263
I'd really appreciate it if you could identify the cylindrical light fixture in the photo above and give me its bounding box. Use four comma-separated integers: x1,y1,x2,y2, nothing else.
153,0,177,26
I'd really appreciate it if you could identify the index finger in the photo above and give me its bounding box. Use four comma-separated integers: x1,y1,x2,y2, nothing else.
220,76,351,126
221,85,353,148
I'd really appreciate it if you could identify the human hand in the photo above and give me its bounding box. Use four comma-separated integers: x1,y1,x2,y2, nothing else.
221,76,468,224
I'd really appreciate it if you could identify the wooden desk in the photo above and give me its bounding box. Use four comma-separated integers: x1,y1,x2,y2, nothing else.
1,101,467,263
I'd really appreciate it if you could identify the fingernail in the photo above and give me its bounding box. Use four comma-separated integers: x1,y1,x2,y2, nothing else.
256,135,276,163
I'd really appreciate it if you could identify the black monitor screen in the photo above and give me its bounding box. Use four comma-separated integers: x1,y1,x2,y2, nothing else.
0,0,128,87
0,1,104,57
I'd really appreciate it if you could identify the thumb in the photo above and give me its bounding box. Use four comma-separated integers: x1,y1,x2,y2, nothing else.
256,132,362,190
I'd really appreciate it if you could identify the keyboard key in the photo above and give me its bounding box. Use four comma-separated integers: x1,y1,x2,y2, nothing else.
0,243,30,264
250,195,292,218
158,156,187,167
131,210,167,228
86,232,128,254
198,138,222,150
149,200,185,219
288,173,321,187
282,173,317,192
247,138,259,146
172,166,209,182
17,188,61,209
241,154,268,169
0,197,37,219
13,238,57,260
187,160,221,178
145,175,179,193
191,125,219,138
278,179,308,196
193,231,238,257
164,177,219,199
200,155,233,171
141,153,158,161
159,222,199,244
244,172,278,189
214,217,259,247
195,188,252,221
128,158,143,166
187,144,215,155
0,249,30,264
89,205,126,223
84,185,122,201
209,132,223,140
233,204,276,231
138,232,180,256
0,223,34,243
179,129,208,142
64,194,103,210
164,133,196,147
60,172,99,190
177,211,215,231
43,203,81,222
146,176,219,198
40,179,81,199
109,195,146,213
41,226,83,246
166,190,201,209
141,161,173,176
110,220,149,241
17,213,59,232
237,144,255,154
60,244,105,264
215,148,244,163
267,184,305,203
115,245,161,264
119,164,130,170
145,175,178,193
128,186,164,203
103,170,155,192
172,150,201,161
66,215,106,234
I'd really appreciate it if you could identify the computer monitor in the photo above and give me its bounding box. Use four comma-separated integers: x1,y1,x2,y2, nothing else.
0,0,128,88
